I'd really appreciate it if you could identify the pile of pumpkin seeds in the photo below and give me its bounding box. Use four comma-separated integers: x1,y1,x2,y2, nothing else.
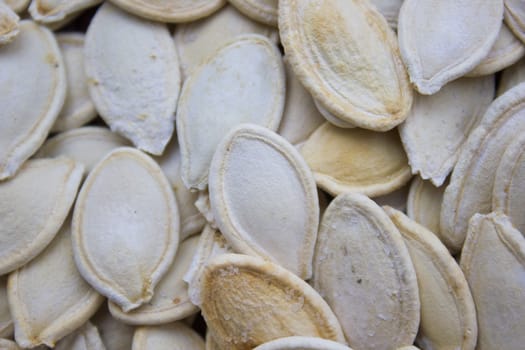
1,0,524,349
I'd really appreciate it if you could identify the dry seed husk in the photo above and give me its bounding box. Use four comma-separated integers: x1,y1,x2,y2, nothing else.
0,20,66,180
504,0,525,44
0,276,13,338
460,212,525,350
277,58,325,146
497,58,525,96
177,34,284,191
407,176,446,240
184,225,234,306
174,5,278,80
253,336,352,350
399,76,494,186
279,0,412,131
301,122,411,197
493,132,525,233
154,135,205,241
52,33,97,133
109,0,226,23
84,2,180,155
108,235,200,325
440,82,525,253
208,124,318,279
200,253,346,350
132,323,204,350
8,218,104,348
35,127,130,176
228,0,276,26
384,207,477,350
29,0,103,26
54,322,105,350
0,1,18,45
313,193,419,350
370,0,403,29
91,305,134,350
5,0,29,13
0,158,83,275
72,147,180,312
398,0,503,94
467,23,525,77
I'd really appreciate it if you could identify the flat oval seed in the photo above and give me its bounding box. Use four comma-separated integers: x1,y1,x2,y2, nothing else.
174,5,277,79
109,0,225,23
52,33,97,132
29,0,103,27
85,2,180,155
279,0,412,131
407,176,446,240
493,132,525,233
460,213,525,350
132,323,204,350
313,193,419,350
54,322,105,350
91,305,134,350
0,2,19,45
0,158,83,275
468,23,525,77
254,336,351,350
0,339,21,350
177,34,284,190
0,20,66,180
72,147,180,312
399,76,494,186
497,58,525,96
440,82,525,253
5,0,30,13
35,126,130,176
504,0,525,44
384,207,477,350
0,277,13,338
208,124,318,279
228,0,277,26
108,235,200,325
8,219,104,348
154,136,205,240
201,254,346,349
301,122,412,197
398,0,503,95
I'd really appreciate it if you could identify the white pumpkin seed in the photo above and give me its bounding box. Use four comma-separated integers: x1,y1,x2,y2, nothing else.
460,212,525,350
208,124,318,279
313,99,356,129
109,0,226,23
228,0,277,26
84,2,180,155
254,336,351,350
407,176,446,240
52,33,97,132
313,193,420,350
0,20,66,180
399,76,494,186
72,147,180,311
0,276,13,338
370,0,403,29
35,126,130,176
440,82,525,253
0,339,21,350
8,218,104,348
0,158,83,275
177,34,284,190
468,23,525,77
493,132,525,233
498,58,525,97
108,235,200,325
279,0,413,131
301,122,412,197
29,0,103,27
132,322,204,350
54,322,106,350
398,0,503,94
174,5,277,79
384,207,477,350
201,254,346,349
91,305,134,350
504,0,525,44
0,1,18,45
5,0,29,13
